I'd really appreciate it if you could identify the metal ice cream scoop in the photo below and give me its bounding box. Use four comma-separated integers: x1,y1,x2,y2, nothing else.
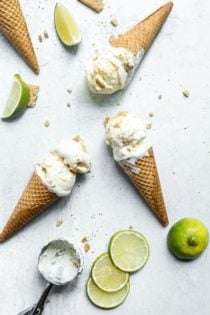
18,239,84,315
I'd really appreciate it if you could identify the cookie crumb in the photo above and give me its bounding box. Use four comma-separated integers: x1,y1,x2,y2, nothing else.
44,120,50,127
114,123,120,128
149,112,154,117
183,90,189,98
104,117,110,125
111,18,118,26
146,123,152,129
56,219,63,227
73,135,81,142
84,243,91,253
44,30,49,38
81,236,88,243
38,34,43,42
158,94,162,100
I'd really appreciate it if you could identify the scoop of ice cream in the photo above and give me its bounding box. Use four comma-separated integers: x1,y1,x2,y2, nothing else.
86,46,143,94
104,112,151,161
35,137,91,197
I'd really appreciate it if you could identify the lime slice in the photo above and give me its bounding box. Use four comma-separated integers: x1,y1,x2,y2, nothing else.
1,74,29,120
87,277,130,309
109,230,149,272
91,252,129,292
54,3,81,46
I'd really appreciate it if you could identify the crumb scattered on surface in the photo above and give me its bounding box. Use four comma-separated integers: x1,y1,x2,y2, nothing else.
114,123,120,128
183,90,189,97
67,88,72,94
73,135,81,142
84,242,91,253
38,34,43,42
44,30,49,38
111,18,118,26
158,94,162,100
129,225,133,229
27,85,39,108
146,123,152,129
81,236,88,243
67,102,71,108
149,112,154,117
56,219,63,227
104,117,110,125
44,120,50,127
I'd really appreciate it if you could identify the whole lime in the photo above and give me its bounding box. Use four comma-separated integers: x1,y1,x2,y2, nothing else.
167,218,209,260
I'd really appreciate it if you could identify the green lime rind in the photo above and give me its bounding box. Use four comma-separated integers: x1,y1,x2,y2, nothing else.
167,217,209,260
1,74,30,120
91,252,129,293
109,230,150,273
86,277,130,309
54,3,81,46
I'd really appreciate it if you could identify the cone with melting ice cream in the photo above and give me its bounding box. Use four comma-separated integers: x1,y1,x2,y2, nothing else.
86,2,173,94
0,137,91,242
104,112,168,226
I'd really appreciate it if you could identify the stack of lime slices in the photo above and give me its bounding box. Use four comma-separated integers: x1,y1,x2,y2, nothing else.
87,230,149,309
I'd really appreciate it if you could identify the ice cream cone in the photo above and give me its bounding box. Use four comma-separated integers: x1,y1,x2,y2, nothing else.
110,1,173,54
0,0,39,73
0,173,58,242
121,147,168,226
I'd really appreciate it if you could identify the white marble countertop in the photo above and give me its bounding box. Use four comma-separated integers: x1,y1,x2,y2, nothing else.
0,0,210,314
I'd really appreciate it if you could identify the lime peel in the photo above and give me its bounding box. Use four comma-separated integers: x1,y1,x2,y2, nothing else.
1,74,30,120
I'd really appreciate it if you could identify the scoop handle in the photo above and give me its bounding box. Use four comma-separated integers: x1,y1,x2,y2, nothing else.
31,283,54,315
17,283,53,315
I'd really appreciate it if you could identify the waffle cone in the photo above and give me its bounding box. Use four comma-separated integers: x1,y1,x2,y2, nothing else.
121,148,168,226
0,173,58,242
0,0,39,73
110,2,173,54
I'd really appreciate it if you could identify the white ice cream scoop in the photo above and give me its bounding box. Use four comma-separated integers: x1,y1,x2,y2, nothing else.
18,239,84,315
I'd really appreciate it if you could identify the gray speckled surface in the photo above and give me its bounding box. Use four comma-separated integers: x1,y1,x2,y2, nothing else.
0,0,210,314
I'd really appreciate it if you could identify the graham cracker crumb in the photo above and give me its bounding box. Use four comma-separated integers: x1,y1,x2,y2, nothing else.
27,85,40,108
44,30,49,38
183,90,189,97
44,120,50,127
81,236,88,243
149,112,154,117
84,243,91,253
114,123,120,128
104,117,110,125
111,19,118,26
119,111,128,117
56,219,63,227
38,34,43,42
146,123,152,130
73,135,81,142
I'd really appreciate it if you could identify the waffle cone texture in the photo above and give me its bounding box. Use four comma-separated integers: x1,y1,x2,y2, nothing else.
0,173,58,242
110,1,173,54
121,148,168,226
0,0,39,73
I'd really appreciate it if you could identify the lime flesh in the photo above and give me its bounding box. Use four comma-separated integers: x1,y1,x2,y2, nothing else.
54,3,81,46
87,277,130,309
1,74,29,120
167,217,209,260
91,252,129,293
109,230,150,272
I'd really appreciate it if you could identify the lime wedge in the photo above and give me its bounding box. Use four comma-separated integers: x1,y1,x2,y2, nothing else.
91,252,129,293
54,3,81,46
1,74,30,120
87,277,130,309
109,230,150,272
